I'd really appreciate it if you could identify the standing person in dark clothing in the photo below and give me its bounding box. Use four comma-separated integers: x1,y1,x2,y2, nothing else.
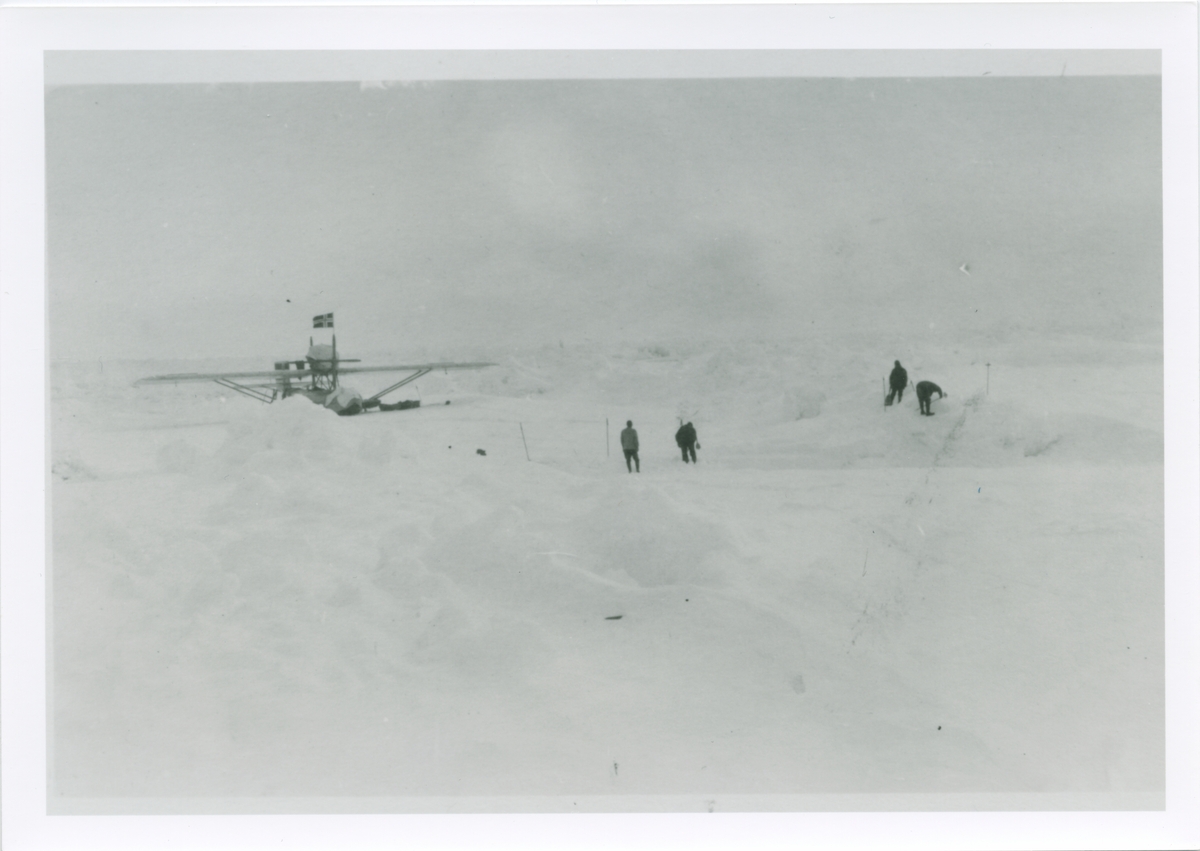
675,421,698,463
620,420,640,472
916,381,944,416
887,361,909,405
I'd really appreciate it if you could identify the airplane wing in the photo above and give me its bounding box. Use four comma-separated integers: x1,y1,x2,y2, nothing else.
136,362,496,384
137,361,496,406
335,362,496,375
135,369,309,385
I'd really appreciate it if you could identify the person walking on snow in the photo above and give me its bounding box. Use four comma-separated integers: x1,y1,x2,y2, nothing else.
916,381,944,416
887,360,909,405
620,420,641,472
675,421,698,463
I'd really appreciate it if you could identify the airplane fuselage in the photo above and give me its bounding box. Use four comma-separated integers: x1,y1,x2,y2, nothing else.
305,343,337,373
270,343,364,414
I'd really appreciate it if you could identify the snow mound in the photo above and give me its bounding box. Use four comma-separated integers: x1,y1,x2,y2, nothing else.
570,484,732,588
782,387,826,420
156,440,201,474
51,456,99,482
214,399,337,470
48,332,1164,799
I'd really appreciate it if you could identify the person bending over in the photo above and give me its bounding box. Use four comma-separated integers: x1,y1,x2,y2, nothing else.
916,381,944,416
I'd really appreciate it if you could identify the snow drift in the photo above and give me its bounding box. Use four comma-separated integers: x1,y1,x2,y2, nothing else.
49,333,1163,804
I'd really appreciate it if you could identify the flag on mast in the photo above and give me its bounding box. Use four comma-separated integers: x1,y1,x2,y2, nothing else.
313,313,334,328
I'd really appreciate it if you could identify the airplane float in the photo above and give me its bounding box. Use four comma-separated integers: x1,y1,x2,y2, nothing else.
136,313,494,416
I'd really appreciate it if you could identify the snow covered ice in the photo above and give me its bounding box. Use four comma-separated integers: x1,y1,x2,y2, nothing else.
40,67,1168,812
49,331,1163,802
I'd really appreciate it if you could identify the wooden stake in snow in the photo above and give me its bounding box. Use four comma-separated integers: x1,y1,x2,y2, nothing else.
520,422,531,461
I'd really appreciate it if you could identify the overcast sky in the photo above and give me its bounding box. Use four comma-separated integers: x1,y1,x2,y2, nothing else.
46,69,1161,361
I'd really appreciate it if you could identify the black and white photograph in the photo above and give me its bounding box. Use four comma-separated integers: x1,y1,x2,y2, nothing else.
3,4,1199,850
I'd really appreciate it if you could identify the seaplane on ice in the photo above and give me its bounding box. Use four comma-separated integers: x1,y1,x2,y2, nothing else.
136,313,494,416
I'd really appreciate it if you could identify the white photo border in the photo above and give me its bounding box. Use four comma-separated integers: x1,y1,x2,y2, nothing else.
2,4,1197,850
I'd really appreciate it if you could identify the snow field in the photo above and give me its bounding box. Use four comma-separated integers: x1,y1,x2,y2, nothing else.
49,334,1163,801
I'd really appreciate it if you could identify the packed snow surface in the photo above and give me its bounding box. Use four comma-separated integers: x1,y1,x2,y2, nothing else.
50,333,1163,802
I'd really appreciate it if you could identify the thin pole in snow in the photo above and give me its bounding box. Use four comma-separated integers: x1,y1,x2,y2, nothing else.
986,363,991,395
520,422,531,461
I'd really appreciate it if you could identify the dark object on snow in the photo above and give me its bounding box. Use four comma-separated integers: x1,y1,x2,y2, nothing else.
476,448,486,456
916,381,944,415
378,399,421,412
605,615,623,620
886,361,908,406
620,421,640,472
675,421,698,463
